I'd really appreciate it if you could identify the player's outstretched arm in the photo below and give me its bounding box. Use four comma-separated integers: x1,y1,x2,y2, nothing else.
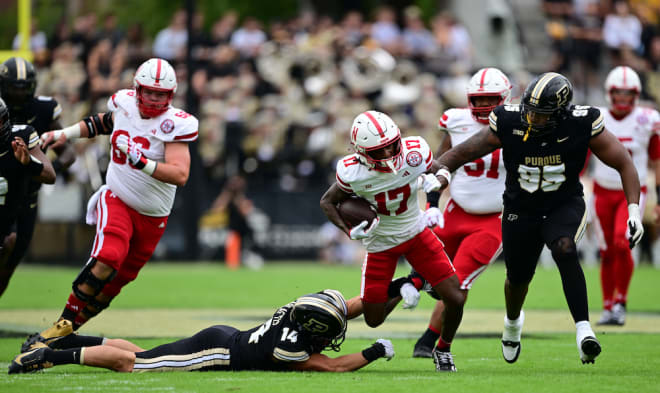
431,126,501,173
590,128,640,205
288,340,394,372
41,112,114,149
320,183,353,236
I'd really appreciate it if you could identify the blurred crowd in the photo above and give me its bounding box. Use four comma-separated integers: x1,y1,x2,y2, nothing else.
11,2,660,264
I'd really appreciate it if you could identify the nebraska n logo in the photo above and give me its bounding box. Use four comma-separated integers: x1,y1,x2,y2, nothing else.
352,126,359,142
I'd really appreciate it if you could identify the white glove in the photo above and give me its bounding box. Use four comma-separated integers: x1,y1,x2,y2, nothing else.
627,203,644,249
116,134,156,175
423,207,444,228
376,339,395,361
400,282,421,310
349,217,380,240
418,173,441,193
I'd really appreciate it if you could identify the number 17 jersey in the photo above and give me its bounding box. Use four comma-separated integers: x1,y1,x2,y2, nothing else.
336,136,434,252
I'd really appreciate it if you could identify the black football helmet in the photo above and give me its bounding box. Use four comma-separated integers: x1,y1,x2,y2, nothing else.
521,72,573,139
0,98,12,150
291,289,348,352
0,57,37,112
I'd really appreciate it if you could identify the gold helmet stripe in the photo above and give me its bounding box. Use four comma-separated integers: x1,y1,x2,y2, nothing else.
530,73,561,105
16,58,26,80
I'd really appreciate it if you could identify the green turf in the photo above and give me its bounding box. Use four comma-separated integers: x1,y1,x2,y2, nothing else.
0,262,659,392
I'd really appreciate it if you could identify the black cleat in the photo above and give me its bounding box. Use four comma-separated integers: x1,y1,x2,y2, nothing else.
412,343,434,358
432,349,457,372
21,319,74,353
8,347,52,374
579,336,601,364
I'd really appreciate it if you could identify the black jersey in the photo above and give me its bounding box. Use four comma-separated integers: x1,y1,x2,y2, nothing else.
9,96,61,196
231,302,315,371
0,125,40,236
489,104,604,211
8,96,61,136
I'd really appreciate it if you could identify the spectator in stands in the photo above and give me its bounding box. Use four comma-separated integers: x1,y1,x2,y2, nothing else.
602,0,642,65
370,6,401,55
152,9,188,62
123,23,152,70
401,6,437,62
210,11,239,46
569,1,603,102
230,17,267,58
86,38,127,105
97,12,124,47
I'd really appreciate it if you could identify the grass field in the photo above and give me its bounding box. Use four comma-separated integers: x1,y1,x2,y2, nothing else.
1,262,659,393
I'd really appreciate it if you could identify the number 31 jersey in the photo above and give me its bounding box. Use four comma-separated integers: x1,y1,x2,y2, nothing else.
489,104,603,211
439,108,505,214
105,89,198,216
336,136,434,252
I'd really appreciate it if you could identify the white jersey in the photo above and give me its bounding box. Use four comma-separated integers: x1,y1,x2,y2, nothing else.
438,108,505,214
336,136,434,252
104,89,198,216
592,106,660,190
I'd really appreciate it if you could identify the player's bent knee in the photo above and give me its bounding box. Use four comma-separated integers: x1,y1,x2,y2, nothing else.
72,258,118,302
550,237,577,261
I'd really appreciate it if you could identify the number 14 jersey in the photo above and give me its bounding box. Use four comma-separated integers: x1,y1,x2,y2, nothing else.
336,136,434,252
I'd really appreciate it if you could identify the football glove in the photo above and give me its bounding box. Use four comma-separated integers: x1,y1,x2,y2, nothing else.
116,134,157,175
349,217,379,240
376,339,395,361
627,203,643,249
418,173,441,193
400,282,421,310
423,207,444,228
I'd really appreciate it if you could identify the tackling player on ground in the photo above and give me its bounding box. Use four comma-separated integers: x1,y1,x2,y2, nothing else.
21,58,199,353
9,290,395,374
432,72,641,364
592,66,660,326
413,68,510,357
320,110,466,371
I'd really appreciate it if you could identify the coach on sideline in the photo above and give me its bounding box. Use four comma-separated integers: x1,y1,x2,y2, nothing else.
9,289,394,374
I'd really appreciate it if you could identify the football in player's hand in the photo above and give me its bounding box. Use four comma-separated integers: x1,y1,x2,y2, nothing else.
338,197,378,228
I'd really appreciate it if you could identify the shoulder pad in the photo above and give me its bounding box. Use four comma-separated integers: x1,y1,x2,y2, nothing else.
336,155,360,193
163,109,199,142
403,136,433,170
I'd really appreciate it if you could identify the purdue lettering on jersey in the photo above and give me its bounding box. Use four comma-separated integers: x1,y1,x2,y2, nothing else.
489,104,602,210
439,108,506,214
105,89,198,216
336,136,433,252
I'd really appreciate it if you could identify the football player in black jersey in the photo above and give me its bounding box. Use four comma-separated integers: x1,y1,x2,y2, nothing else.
8,289,395,374
0,57,75,288
0,97,56,296
430,73,641,365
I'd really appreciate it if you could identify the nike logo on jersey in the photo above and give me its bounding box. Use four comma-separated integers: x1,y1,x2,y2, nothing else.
27,116,36,124
0,150,7,157
557,136,569,143
158,222,165,228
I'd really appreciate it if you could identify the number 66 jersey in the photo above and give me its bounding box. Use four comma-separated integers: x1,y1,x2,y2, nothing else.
105,89,198,216
336,136,434,252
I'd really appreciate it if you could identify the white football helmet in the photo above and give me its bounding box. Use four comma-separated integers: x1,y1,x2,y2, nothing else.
350,110,402,174
133,58,177,117
605,66,641,115
467,67,512,124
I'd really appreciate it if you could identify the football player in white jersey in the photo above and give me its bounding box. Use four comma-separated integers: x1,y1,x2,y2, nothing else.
412,68,510,358
320,110,466,372
22,58,199,352
592,66,660,326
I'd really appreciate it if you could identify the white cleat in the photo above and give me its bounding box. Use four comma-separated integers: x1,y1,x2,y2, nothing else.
502,311,524,363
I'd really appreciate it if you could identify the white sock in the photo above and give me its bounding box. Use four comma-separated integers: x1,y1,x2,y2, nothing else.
503,310,525,341
575,320,595,344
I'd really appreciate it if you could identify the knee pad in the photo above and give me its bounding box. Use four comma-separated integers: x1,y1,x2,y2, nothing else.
81,296,113,319
72,258,117,302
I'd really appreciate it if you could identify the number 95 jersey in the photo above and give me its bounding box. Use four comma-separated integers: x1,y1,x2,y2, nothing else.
105,89,198,216
489,104,603,211
336,136,434,252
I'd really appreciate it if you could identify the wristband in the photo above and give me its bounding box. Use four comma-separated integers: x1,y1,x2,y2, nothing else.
435,167,451,184
656,185,660,206
53,123,82,140
141,158,157,176
427,191,440,208
361,342,386,362
387,277,412,298
26,155,44,175
628,203,640,218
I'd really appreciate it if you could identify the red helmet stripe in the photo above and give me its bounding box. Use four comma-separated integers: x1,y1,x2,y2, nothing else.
363,111,385,137
622,66,627,86
155,59,162,85
479,68,489,89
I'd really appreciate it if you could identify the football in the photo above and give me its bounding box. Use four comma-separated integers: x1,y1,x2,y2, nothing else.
338,197,378,228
